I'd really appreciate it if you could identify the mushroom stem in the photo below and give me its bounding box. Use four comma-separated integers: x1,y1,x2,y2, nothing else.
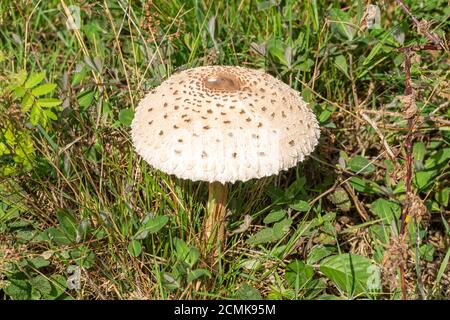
205,182,228,253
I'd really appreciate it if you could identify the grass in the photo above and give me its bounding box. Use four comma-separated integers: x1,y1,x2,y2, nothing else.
0,0,449,300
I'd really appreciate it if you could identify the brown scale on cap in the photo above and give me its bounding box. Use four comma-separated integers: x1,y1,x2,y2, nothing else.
203,73,242,91
131,65,320,183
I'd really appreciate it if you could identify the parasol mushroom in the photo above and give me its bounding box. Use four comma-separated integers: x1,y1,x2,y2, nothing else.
131,65,320,256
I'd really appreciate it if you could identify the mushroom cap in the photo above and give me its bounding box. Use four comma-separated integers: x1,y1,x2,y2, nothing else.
131,66,320,183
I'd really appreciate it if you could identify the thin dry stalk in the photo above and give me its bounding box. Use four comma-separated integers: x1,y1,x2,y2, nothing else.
395,0,447,300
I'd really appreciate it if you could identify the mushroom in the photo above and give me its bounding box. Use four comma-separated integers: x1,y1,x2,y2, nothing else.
131,66,320,256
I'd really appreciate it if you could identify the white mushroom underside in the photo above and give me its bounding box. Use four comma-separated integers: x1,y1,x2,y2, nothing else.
131,66,320,183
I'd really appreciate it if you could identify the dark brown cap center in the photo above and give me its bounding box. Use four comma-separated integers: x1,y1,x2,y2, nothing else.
204,73,241,91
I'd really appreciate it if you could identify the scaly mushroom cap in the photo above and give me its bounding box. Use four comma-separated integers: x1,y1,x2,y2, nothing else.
131,66,320,183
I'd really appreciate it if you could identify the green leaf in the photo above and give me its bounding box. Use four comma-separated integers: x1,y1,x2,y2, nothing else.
363,42,384,66
14,70,28,87
77,90,95,110
369,224,391,263
413,171,434,190
21,93,35,112
435,187,450,207
285,260,314,289
348,176,379,194
37,98,62,108
369,224,390,245
27,256,50,269
47,227,72,245
187,268,211,283
4,278,31,300
267,38,289,66
162,272,180,290
370,198,401,223
239,258,262,271
295,58,314,72
317,104,334,124
15,230,36,242
413,142,426,162
424,148,450,170
174,238,200,268
329,8,355,40
419,244,435,262
29,104,41,126
56,211,78,242
24,72,46,89
321,212,337,224
307,245,336,265
46,275,67,299
334,55,349,78
30,275,52,295
304,278,328,299
31,83,57,96
69,246,96,268
134,215,169,239
71,65,88,86
320,254,380,296
263,210,286,224
434,247,450,290
45,109,58,121
237,284,262,300
289,200,311,212
246,227,276,245
13,86,26,98
347,156,375,174
84,55,103,73
286,177,306,198
266,185,287,203
174,237,191,261
247,217,293,245
128,240,142,257
273,217,293,239
119,108,134,126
